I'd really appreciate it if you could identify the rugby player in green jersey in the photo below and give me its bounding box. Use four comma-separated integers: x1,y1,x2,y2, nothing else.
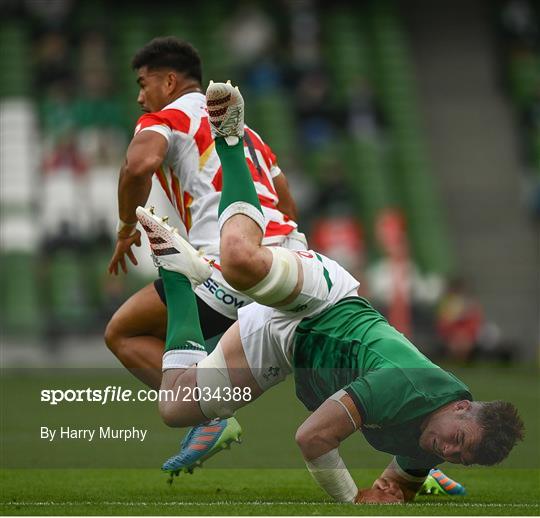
134,82,524,504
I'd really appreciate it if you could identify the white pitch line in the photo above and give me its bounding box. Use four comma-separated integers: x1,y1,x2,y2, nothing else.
2,501,539,508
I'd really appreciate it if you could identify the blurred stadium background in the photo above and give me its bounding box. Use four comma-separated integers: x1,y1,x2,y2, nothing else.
1,2,540,514
0,0,538,366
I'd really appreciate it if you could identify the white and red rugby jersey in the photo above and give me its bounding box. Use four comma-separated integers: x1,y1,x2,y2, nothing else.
134,92,297,262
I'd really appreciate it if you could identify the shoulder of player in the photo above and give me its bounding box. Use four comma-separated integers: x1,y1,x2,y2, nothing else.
136,95,204,135
136,109,190,135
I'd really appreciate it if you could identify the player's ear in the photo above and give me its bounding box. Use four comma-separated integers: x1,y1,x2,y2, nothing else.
454,400,472,413
166,71,177,93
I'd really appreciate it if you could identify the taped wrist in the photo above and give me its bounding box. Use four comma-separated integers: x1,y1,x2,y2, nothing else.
243,247,299,306
116,218,137,237
306,449,357,503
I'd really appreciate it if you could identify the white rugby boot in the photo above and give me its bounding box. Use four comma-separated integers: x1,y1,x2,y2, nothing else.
136,206,213,287
205,80,245,145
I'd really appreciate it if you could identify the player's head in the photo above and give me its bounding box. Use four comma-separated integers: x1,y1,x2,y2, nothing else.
419,400,524,466
132,36,202,112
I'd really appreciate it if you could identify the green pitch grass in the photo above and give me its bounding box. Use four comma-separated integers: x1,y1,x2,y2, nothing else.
1,468,539,515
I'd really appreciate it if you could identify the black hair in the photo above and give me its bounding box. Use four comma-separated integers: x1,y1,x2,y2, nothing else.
132,36,202,84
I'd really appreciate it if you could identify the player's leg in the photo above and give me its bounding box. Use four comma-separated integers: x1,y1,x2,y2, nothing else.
104,283,166,390
157,303,261,476
135,207,252,475
104,278,234,390
159,321,264,427
207,82,303,308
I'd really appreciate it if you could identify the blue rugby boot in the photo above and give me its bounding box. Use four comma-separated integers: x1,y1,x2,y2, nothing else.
418,469,467,496
162,417,242,482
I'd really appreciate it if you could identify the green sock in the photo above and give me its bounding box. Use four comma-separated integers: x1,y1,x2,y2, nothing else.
159,268,205,353
215,137,262,217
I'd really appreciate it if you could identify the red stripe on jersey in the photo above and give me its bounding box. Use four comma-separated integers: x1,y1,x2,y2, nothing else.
155,167,173,204
245,127,277,169
183,191,193,231
265,221,295,238
170,173,183,217
211,161,276,200
211,166,223,191
258,193,277,209
194,117,213,157
136,109,191,133
246,159,277,196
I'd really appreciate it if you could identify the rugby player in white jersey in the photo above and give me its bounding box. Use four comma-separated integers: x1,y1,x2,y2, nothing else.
106,37,305,474
133,81,524,504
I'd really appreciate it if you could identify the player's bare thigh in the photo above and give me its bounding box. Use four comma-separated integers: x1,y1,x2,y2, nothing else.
105,282,167,344
158,323,264,428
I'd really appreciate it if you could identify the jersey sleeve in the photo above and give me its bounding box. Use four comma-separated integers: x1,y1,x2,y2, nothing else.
344,368,411,426
247,127,283,178
264,142,282,178
134,109,191,144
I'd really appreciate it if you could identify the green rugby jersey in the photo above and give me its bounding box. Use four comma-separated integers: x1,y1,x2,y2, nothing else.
292,297,472,470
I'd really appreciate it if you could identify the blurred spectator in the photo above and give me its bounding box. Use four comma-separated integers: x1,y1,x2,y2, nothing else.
435,278,514,363
294,68,337,148
34,31,73,93
223,2,280,91
78,31,111,99
288,0,321,69
309,161,365,279
242,56,283,94
225,2,276,65
346,75,386,140
42,132,86,175
311,216,365,279
436,277,484,362
366,210,444,342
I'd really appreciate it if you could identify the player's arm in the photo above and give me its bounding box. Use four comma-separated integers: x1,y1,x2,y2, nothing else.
118,130,167,225
372,457,429,502
295,391,362,502
108,130,168,275
273,172,298,221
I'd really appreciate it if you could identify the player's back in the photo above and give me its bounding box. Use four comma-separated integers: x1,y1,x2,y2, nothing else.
292,297,470,417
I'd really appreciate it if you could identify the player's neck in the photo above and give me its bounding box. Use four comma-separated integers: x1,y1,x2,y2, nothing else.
172,81,203,101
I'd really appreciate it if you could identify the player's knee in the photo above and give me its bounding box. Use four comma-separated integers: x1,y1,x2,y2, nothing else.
220,233,258,285
104,314,123,355
159,401,185,428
